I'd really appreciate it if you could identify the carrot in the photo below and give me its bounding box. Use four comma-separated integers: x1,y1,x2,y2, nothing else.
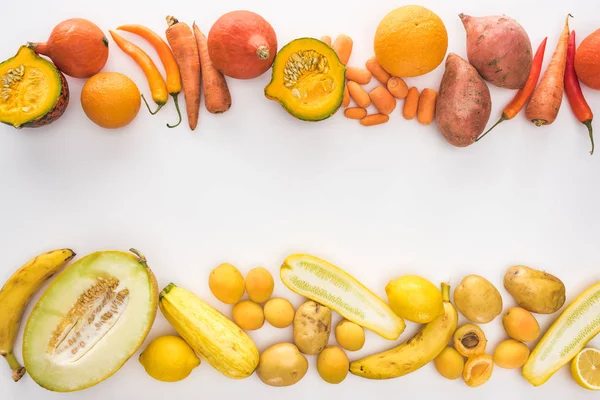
403,87,419,120
565,30,594,154
387,77,409,99
360,114,389,126
342,85,350,107
117,24,183,127
366,57,391,84
109,30,168,115
165,16,201,130
525,15,571,127
332,34,353,65
346,67,372,85
193,23,231,114
321,36,332,46
344,107,367,120
477,37,548,141
417,88,438,125
347,81,370,108
369,86,396,115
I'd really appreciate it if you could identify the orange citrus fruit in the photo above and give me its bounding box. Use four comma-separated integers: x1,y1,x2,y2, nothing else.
81,72,141,129
374,6,448,77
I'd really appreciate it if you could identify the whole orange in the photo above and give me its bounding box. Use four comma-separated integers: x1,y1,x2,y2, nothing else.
575,29,600,90
374,6,448,77
81,72,141,129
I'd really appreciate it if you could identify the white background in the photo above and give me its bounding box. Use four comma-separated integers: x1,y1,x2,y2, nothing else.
1,0,600,398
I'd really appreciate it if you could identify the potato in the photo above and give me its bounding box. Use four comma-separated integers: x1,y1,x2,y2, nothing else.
257,343,308,387
454,275,502,323
504,265,566,314
293,300,332,355
460,14,533,89
435,53,492,147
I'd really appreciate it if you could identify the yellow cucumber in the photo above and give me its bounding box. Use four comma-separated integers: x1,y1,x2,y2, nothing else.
280,254,405,340
523,282,600,386
349,283,457,379
159,283,259,379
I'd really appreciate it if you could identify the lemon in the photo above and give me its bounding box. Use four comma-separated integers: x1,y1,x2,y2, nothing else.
385,275,444,323
571,348,600,390
139,336,200,382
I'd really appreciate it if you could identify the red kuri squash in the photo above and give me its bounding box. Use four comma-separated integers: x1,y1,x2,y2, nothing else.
28,18,109,78
208,11,277,80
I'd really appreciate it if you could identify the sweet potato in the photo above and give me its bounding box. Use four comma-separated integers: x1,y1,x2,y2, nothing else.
436,54,492,147
460,14,532,90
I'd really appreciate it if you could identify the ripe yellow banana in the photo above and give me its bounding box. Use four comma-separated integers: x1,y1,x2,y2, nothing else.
349,283,457,379
0,248,75,382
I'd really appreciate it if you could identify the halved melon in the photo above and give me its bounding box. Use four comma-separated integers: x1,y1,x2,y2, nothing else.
23,249,158,392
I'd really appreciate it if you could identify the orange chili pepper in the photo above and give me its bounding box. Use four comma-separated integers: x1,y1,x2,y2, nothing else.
109,30,168,115
117,24,183,127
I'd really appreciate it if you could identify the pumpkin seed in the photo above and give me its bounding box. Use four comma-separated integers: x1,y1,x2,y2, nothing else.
292,89,301,99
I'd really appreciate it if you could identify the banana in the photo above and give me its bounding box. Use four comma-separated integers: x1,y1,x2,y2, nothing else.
0,248,75,382
349,283,457,379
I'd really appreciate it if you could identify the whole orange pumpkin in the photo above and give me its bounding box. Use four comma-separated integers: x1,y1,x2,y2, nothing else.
208,10,277,80
575,29,600,90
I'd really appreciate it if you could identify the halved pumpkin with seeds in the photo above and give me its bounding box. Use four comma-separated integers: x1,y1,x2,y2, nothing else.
265,38,345,121
22,250,158,392
0,46,69,128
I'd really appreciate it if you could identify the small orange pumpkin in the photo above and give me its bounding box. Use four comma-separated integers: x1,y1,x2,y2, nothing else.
28,18,109,78
208,10,277,80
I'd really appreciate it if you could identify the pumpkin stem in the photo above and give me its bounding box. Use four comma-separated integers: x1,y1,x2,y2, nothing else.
141,94,164,115
256,46,270,60
167,94,182,128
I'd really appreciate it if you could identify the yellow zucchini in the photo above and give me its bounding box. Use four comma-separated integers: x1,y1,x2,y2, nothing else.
159,283,259,379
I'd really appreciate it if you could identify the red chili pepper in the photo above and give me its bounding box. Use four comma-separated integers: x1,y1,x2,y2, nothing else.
565,30,594,155
477,37,548,142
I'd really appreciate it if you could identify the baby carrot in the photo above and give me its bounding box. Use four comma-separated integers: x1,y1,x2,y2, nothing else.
366,57,391,85
403,87,419,120
342,85,350,107
477,37,548,141
166,16,201,131
321,36,332,46
332,34,353,65
347,81,370,108
526,15,571,127
346,67,372,85
360,114,389,126
109,30,168,115
193,23,231,114
387,77,409,99
565,30,594,155
417,88,438,125
117,24,183,127
369,86,396,115
344,107,367,120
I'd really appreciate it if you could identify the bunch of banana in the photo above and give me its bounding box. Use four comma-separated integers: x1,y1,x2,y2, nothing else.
349,283,457,379
0,249,75,382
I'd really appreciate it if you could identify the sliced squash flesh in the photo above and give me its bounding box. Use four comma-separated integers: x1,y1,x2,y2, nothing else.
265,38,345,121
0,47,63,127
23,250,158,392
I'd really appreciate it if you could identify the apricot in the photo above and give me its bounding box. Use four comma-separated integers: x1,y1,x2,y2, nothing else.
434,347,465,380
209,263,245,304
232,300,264,330
245,267,274,303
494,339,530,369
502,307,540,342
463,353,494,387
454,324,487,357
